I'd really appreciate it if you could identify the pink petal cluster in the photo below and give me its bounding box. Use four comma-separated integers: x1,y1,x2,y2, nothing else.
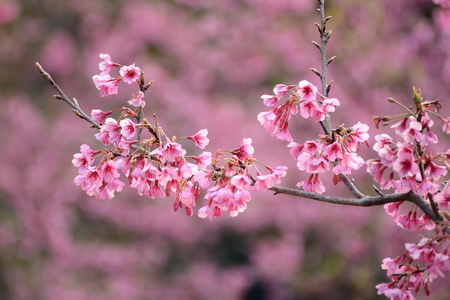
188,129,210,149
377,237,450,299
258,80,339,142
119,63,141,84
290,122,369,194
368,112,449,229
128,91,146,107
92,74,120,97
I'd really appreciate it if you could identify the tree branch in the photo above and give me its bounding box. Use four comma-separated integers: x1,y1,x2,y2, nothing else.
36,62,101,129
269,184,450,234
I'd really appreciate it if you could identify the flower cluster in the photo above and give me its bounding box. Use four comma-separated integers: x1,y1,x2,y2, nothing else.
368,91,450,298
73,54,287,219
368,96,449,231
259,81,367,194
257,80,340,142
376,236,450,300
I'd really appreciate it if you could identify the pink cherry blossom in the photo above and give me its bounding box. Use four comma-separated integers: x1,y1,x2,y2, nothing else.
298,80,317,101
92,74,120,97
72,144,95,173
393,153,420,179
332,152,364,175
188,129,209,149
401,116,422,143
119,63,141,84
367,159,386,183
98,53,114,75
299,99,324,120
435,186,450,209
91,109,112,124
197,205,214,220
232,138,254,161
351,122,370,143
261,94,278,108
422,129,438,145
322,141,344,161
119,118,137,139
191,152,212,169
384,201,403,218
151,142,186,162
322,97,340,113
417,178,439,197
378,147,397,168
296,174,326,194
303,140,321,154
193,170,212,188
391,117,409,136
128,91,146,107
74,167,102,195
230,174,251,190
439,116,450,133
373,134,393,152
100,160,120,183
95,118,122,146
253,174,276,191
287,142,304,159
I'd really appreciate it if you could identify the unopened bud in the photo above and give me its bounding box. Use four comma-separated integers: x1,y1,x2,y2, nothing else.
413,86,422,111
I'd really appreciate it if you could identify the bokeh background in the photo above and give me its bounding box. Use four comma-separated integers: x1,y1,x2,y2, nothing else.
1,0,449,299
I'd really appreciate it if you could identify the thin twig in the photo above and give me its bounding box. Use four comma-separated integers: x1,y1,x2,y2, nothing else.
36,62,101,129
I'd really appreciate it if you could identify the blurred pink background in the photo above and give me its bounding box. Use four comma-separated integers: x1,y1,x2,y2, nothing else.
0,0,449,299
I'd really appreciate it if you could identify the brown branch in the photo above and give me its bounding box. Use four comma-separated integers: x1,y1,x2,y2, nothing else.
36,62,101,129
269,185,450,234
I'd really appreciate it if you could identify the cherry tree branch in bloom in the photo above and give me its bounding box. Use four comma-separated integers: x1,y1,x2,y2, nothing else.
36,0,450,297
312,1,365,200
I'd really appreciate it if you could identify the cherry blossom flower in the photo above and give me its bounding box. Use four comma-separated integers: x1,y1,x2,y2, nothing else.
298,80,317,101
435,186,450,209
98,53,114,75
188,129,209,149
322,97,340,113
100,160,120,183
230,174,251,190
91,109,112,124
119,118,137,139
232,138,254,161
401,116,422,143
299,99,324,121
393,153,420,178
303,140,321,154
373,134,393,152
416,178,439,197
322,141,344,161
391,117,409,135
92,74,120,97
253,174,276,191
191,152,212,169
287,142,304,159
128,91,146,107
95,118,122,146
439,116,450,133
72,144,96,173
119,63,141,84
296,174,325,194
384,202,403,218
332,152,364,175
152,142,186,162
261,94,278,108
197,205,214,220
